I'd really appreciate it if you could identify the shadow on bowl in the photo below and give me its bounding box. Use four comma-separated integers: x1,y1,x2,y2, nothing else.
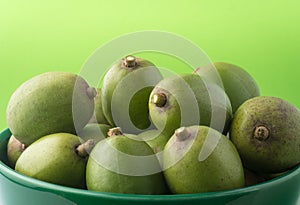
0,128,299,205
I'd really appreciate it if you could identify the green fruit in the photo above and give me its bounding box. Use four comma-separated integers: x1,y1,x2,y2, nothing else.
163,126,244,194
214,62,260,113
86,127,167,194
197,62,260,113
138,129,170,153
101,56,163,134
6,72,96,145
15,133,94,188
89,88,110,125
149,73,232,136
230,96,300,173
7,135,26,168
78,123,112,144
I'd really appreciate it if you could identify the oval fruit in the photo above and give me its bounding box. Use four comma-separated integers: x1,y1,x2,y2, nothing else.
197,62,260,113
15,133,93,188
101,56,163,134
230,96,300,173
163,126,244,194
86,127,167,194
149,73,232,136
6,72,95,145
214,62,260,113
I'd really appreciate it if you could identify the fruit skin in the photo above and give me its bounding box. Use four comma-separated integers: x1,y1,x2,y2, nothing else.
201,62,260,113
7,135,25,168
78,123,111,144
6,72,95,145
230,96,300,173
213,62,260,113
163,125,244,194
15,133,88,189
101,56,163,134
86,130,167,194
196,62,260,113
149,73,232,136
138,129,170,154
89,88,110,125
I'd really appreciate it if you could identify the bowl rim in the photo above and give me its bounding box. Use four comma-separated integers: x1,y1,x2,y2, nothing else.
0,128,299,201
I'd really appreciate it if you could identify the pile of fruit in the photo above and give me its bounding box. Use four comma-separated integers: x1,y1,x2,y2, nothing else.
5,56,300,194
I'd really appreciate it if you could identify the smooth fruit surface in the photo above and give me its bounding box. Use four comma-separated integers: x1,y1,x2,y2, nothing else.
15,133,88,188
86,131,167,194
6,72,95,145
101,56,162,134
230,96,300,173
163,125,244,194
149,73,232,136
213,62,260,113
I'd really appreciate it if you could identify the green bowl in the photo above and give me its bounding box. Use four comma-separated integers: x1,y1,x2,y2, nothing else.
0,128,299,205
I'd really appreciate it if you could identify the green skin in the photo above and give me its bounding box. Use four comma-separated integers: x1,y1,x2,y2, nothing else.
163,125,244,194
203,62,260,113
6,72,95,146
78,123,112,144
15,133,88,189
7,135,25,168
137,129,171,194
89,88,110,125
137,129,170,154
101,57,163,134
230,96,300,173
86,133,167,194
149,73,232,137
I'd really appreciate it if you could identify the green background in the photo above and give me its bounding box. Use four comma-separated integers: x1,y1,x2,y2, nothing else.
1,0,299,130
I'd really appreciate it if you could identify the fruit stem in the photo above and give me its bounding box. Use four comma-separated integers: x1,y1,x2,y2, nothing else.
152,93,167,107
20,143,26,151
175,127,190,141
254,125,270,141
107,127,123,137
76,139,95,158
87,87,97,99
123,55,137,68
